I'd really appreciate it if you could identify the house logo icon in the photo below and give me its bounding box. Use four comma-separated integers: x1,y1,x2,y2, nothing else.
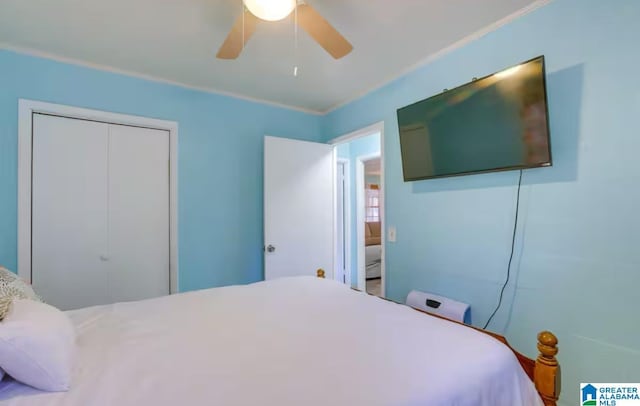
581,383,597,405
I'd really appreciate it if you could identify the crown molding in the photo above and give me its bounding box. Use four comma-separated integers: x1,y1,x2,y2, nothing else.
0,43,323,115
322,0,554,114
0,0,553,117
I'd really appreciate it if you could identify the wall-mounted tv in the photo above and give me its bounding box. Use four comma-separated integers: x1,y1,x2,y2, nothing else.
397,56,552,181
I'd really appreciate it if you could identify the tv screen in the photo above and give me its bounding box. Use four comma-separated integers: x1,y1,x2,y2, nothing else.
397,56,552,181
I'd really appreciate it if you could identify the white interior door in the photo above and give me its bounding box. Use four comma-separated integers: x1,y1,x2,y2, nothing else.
31,114,170,310
108,124,170,303
32,114,111,309
264,136,334,280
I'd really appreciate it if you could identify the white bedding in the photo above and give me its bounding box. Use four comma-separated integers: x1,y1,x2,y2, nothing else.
0,277,542,406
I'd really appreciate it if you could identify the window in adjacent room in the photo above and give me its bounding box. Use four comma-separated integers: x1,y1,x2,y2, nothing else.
365,185,380,222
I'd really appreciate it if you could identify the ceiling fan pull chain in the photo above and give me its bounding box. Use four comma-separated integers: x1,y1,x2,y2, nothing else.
242,0,245,53
293,1,299,77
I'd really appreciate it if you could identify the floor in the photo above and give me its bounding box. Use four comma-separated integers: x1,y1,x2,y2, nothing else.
366,278,382,297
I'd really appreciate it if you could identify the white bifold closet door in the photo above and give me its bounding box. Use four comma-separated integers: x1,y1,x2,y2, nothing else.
31,114,170,310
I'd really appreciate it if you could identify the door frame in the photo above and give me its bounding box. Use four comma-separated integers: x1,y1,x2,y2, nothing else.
335,158,351,286
17,99,179,293
329,122,385,296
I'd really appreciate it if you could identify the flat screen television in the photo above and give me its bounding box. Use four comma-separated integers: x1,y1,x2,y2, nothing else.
397,56,552,181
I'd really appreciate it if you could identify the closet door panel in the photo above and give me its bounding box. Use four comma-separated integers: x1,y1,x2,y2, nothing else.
31,114,110,310
108,125,170,302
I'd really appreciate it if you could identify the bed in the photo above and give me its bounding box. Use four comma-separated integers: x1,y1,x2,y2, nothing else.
365,221,382,280
365,244,382,279
0,273,559,406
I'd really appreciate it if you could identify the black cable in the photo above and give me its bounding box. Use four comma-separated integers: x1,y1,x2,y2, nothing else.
483,169,523,330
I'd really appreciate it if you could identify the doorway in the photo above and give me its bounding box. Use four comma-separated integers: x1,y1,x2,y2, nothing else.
362,156,382,296
330,122,385,297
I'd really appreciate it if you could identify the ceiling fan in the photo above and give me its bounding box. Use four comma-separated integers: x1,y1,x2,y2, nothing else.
216,0,353,60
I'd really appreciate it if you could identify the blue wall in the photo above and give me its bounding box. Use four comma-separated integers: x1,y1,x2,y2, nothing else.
323,0,640,404
365,174,380,186
0,50,322,291
336,133,381,286
336,142,350,159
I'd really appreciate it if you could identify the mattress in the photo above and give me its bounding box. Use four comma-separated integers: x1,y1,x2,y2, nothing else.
0,277,542,406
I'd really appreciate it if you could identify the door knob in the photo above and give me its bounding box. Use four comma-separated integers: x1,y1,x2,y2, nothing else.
99,255,109,261
266,245,276,253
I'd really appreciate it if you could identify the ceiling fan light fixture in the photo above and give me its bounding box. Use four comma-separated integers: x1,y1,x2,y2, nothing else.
243,0,296,22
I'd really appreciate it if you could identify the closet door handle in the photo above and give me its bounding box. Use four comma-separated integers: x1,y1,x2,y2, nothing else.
100,255,110,262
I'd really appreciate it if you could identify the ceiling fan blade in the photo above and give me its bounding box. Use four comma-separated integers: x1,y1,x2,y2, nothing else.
296,3,353,59
216,10,258,60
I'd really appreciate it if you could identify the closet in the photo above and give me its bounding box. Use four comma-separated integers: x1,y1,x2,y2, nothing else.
30,113,170,310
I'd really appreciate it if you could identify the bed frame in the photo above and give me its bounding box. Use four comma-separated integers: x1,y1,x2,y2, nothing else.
316,269,560,406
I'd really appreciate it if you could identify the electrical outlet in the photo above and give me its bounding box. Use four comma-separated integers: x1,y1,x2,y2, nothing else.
388,226,397,243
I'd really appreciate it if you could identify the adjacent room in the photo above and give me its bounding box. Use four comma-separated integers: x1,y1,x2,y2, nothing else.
1,1,639,405
364,157,382,296
334,130,383,296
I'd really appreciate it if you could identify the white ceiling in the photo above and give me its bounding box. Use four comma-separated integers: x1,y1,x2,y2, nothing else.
0,0,542,113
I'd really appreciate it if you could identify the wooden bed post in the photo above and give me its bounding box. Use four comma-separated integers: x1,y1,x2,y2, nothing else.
534,331,560,406
316,269,325,279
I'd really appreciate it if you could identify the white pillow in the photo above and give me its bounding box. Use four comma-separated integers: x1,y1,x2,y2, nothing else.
0,299,75,391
